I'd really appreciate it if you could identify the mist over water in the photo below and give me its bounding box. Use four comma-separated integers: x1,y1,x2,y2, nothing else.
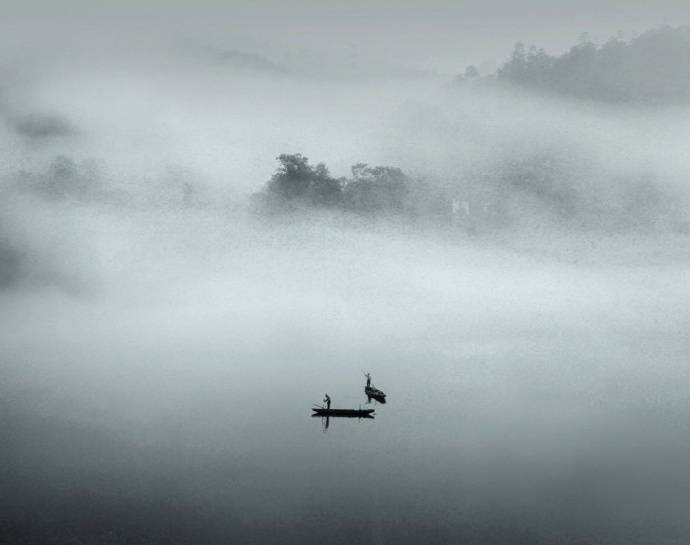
2,10,690,544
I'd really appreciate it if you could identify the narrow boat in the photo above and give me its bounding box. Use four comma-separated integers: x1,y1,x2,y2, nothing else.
312,408,374,417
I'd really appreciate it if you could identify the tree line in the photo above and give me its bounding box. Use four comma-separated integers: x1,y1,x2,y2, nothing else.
460,26,690,103
4,152,686,234
253,153,422,214
253,153,688,234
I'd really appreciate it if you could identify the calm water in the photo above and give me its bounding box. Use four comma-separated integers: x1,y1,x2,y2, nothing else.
3,227,690,544
4,320,690,544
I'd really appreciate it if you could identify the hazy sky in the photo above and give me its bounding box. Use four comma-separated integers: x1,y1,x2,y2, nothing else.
3,0,689,73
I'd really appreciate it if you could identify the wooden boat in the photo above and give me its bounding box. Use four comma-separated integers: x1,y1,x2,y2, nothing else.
312,408,374,417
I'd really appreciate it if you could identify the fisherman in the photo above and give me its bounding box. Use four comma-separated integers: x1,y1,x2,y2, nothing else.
365,373,371,388
323,393,331,409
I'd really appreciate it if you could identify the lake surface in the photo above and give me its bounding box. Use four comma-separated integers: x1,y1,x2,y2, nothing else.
3,224,690,544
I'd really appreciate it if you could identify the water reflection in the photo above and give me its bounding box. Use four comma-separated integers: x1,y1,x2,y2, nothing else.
311,413,375,431
366,392,386,404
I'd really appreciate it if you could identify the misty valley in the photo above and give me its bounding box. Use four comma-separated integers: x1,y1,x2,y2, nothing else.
2,15,690,545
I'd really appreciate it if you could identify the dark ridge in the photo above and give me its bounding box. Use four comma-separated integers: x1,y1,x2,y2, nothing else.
459,26,690,104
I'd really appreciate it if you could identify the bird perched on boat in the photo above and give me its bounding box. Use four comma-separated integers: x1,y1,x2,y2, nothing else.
364,373,386,402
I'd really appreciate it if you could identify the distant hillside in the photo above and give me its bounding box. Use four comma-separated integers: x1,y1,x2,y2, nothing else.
460,26,690,103
181,43,289,74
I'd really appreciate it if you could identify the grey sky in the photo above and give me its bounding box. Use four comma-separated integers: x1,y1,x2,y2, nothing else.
3,0,689,73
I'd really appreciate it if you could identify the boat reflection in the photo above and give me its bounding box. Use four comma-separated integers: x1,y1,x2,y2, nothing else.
366,393,386,404
311,412,374,431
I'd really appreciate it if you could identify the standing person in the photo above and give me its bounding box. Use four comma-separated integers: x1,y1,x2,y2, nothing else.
365,373,371,388
323,394,331,409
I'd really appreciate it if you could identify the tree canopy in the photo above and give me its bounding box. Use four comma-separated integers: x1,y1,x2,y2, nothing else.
264,153,342,207
257,154,415,214
468,26,690,103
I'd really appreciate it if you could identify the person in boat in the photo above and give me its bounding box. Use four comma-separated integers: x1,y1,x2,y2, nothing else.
323,394,331,409
365,373,371,388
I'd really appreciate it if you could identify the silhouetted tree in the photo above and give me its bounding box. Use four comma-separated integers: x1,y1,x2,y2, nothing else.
263,154,342,207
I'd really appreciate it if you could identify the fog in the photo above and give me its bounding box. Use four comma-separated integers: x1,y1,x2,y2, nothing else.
2,11,690,545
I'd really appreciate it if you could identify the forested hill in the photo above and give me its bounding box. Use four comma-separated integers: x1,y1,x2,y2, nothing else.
250,154,689,234
459,26,690,103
